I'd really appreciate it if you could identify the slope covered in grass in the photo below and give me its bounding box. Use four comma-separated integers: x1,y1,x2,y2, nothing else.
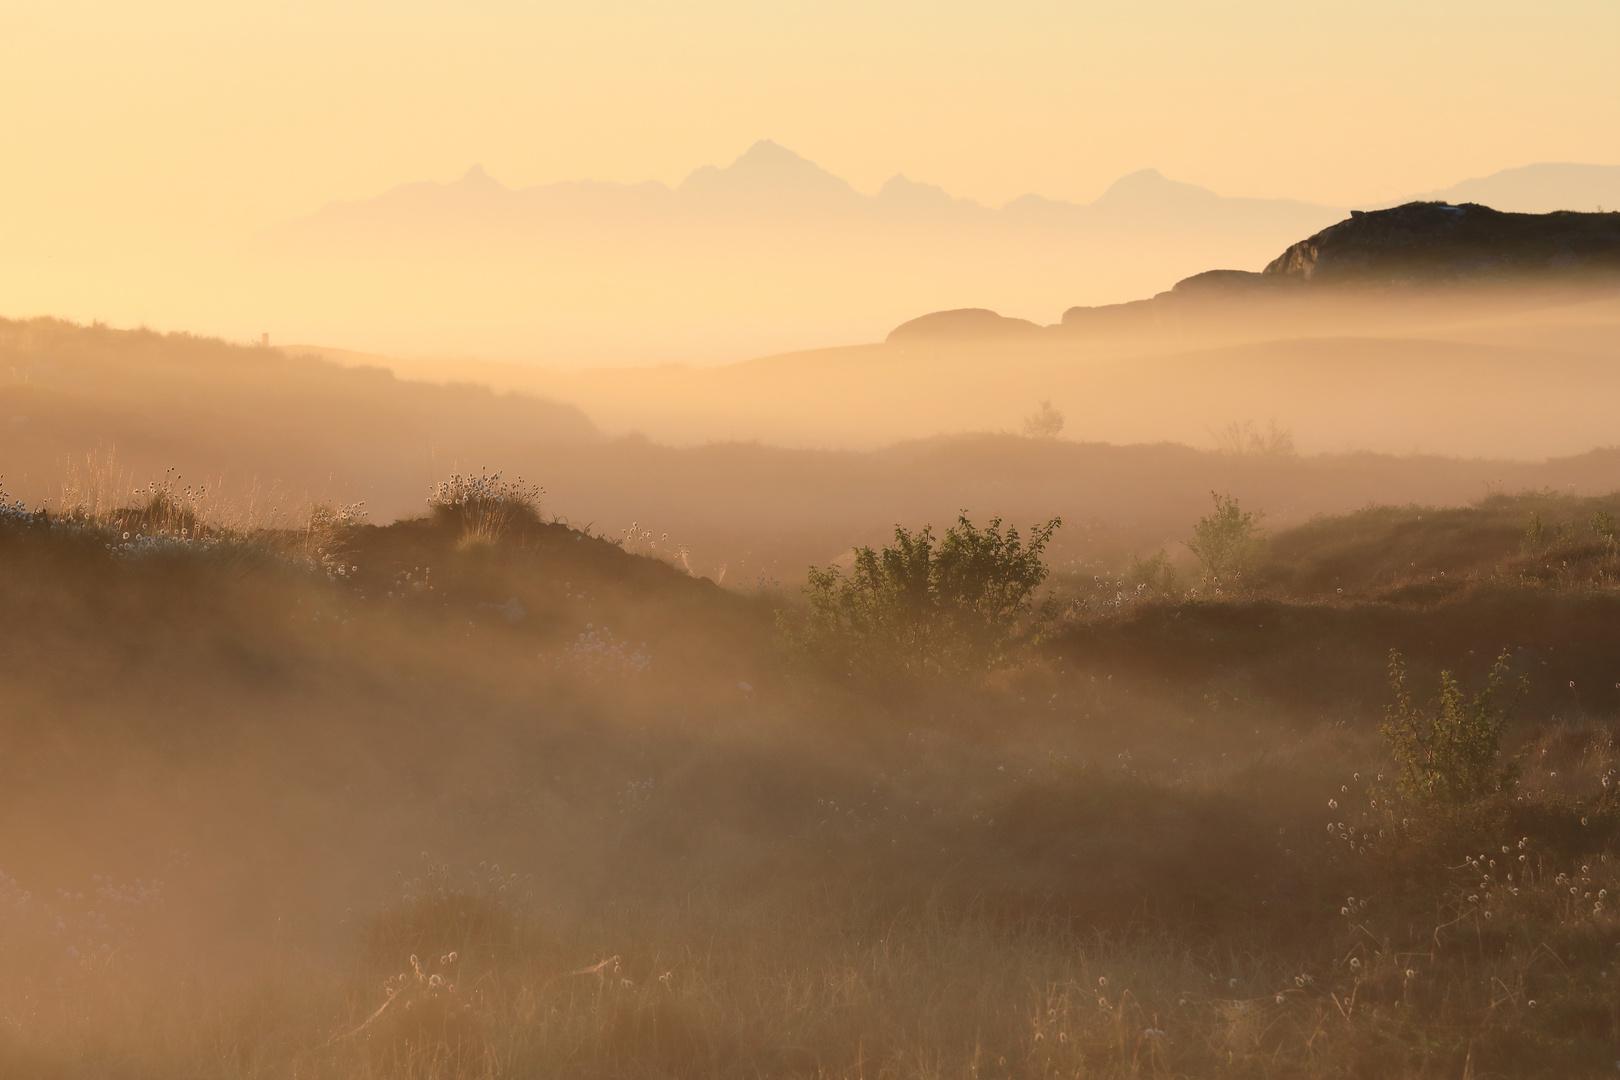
2,484,1619,1076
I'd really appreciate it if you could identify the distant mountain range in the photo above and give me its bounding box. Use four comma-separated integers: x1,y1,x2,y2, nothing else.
1400,163,1620,215
253,144,1620,364
270,142,1620,239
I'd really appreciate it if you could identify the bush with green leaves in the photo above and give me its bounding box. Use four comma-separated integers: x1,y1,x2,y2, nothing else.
1381,648,1522,805
1185,492,1264,588
1126,549,1177,596
1592,510,1618,552
782,514,1059,679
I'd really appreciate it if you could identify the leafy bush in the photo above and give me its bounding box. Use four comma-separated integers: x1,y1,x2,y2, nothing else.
1126,549,1177,595
782,514,1059,679
1185,492,1264,588
1381,649,1522,805
1522,511,1548,554
1213,419,1295,457
1020,400,1065,439
1593,510,1618,552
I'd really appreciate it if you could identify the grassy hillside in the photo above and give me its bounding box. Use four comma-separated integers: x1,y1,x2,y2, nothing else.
2,481,1618,1076
0,317,599,519
11,318,1620,590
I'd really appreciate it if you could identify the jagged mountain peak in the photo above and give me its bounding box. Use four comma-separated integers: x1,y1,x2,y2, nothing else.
453,163,508,192
676,139,858,205
1093,168,1222,207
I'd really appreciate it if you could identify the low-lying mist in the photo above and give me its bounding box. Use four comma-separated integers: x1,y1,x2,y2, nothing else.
3,469,1620,1076
8,304,1620,590
360,283,1620,455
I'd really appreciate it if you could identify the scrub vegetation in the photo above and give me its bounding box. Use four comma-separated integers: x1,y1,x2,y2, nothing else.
2,474,1619,1078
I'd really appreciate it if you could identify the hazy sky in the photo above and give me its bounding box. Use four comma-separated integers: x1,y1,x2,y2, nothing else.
4,0,1618,258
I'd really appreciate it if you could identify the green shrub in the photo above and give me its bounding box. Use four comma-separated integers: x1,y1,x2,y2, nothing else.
1592,510,1617,552
1382,648,1522,805
782,514,1059,679
1185,492,1264,588
1020,400,1064,439
1126,549,1177,595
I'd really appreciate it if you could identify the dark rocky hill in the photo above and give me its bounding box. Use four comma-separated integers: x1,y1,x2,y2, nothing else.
886,202,1620,340
1263,201,1620,285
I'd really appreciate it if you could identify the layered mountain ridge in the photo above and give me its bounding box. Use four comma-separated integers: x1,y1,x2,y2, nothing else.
252,142,1620,364
889,201,1620,343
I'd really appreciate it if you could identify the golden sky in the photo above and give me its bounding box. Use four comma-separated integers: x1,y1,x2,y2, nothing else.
2,0,1617,363
5,0,1618,250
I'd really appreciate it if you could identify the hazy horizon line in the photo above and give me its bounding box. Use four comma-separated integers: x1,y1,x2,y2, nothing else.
283,140,1620,228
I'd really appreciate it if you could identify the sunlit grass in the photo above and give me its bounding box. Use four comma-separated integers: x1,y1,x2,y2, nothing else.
1,480,1619,1076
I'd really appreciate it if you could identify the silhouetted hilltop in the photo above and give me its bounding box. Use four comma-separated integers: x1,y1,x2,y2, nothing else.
0,318,600,510
1263,201,1620,285
884,202,1620,340
1395,162,1620,215
885,308,1044,343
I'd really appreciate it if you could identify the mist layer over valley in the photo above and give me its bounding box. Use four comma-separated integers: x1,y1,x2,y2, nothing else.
14,142,1620,366
7,184,1620,1078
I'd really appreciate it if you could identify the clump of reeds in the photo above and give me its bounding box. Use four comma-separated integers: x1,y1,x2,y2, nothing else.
0,477,30,522
116,468,210,539
427,471,542,548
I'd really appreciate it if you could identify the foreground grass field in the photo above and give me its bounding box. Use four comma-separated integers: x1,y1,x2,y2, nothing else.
1,482,1617,1077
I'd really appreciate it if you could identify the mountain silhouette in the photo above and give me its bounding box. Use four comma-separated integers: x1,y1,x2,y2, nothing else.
251,146,1620,364
676,140,862,211
1397,163,1620,215
265,143,1342,237
892,201,1620,340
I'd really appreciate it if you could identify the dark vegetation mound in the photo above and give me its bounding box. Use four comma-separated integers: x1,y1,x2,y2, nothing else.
2,483,1619,1076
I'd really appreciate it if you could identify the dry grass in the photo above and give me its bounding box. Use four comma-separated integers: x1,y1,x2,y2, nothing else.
4,844,1616,1078
0,487,1618,1077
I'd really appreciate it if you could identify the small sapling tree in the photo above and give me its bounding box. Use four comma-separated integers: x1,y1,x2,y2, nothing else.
1127,550,1177,596
1021,400,1065,439
1382,649,1522,805
1185,492,1264,589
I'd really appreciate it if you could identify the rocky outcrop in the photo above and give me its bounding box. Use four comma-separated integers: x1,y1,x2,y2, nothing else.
1262,202,1620,285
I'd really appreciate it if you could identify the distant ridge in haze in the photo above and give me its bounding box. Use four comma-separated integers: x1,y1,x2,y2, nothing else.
882,201,1620,342
676,140,864,212
1390,163,1620,215
265,142,1339,237
251,146,1620,366
253,142,1347,364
